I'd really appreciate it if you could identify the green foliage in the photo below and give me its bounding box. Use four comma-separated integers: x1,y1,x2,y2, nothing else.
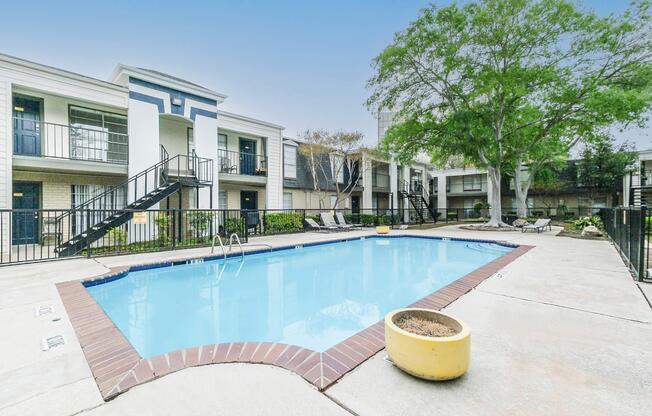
344,213,397,226
152,214,171,246
367,0,652,223
263,212,304,234
225,218,245,235
576,137,638,192
106,227,127,246
185,211,212,234
573,215,603,230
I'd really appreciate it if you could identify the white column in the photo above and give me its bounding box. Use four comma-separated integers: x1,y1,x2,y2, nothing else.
402,165,410,223
437,175,447,210
194,115,219,209
389,159,398,210
362,154,373,211
0,77,12,255
127,99,159,204
265,133,283,209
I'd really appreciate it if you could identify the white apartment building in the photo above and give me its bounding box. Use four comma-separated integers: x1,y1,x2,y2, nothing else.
1,53,284,251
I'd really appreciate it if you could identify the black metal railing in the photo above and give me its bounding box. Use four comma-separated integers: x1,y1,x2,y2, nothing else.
0,205,628,266
600,207,650,281
13,118,128,164
217,149,267,176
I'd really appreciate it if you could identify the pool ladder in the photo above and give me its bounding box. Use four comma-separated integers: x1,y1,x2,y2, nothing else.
211,233,244,261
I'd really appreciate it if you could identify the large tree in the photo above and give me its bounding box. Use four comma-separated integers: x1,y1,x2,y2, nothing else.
576,136,638,204
367,0,652,226
297,129,367,209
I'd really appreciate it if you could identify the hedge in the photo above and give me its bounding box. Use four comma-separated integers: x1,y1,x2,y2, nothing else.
263,212,304,234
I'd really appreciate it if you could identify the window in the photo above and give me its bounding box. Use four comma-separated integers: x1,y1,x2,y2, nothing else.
284,145,297,179
463,174,483,191
71,184,126,234
218,133,227,150
218,191,228,210
330,195,338,208
69,106,128,163
331,154,344,183
283,192,293,209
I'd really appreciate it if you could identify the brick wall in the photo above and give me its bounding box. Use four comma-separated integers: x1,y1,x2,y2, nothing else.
12,171,125,209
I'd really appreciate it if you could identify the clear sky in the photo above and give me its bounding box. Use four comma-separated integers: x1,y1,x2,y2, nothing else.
0,0,648,150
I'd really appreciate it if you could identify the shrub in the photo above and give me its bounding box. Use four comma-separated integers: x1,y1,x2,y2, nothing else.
154,214,171,246
225,217,246,235
573,215,603,230
264,212,304,234
106,227,127,247
186,211,212,235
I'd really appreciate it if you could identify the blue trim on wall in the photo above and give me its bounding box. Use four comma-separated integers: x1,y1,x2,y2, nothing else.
129,77,217,106
189,107,218,121
128,91,164,113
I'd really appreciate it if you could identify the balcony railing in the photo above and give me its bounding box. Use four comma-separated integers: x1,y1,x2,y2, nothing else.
372,171,390,190
217,149,267,177
641,171,652,187
13,118,128,164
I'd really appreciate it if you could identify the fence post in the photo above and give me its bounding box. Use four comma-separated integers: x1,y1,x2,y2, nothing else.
638,207,646,281
86,210,92,258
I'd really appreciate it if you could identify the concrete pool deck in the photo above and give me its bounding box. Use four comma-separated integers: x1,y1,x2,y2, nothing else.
0,226,651,415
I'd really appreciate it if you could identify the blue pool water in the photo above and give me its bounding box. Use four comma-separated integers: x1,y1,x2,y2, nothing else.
87,237,512,357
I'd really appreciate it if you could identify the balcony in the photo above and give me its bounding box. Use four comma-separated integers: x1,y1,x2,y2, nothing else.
372,171,390,191
217,149,267,177
13,118,128,165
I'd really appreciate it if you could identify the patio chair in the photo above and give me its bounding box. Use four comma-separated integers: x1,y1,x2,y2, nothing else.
335,212,362,228
305,218,338,232
321,212,353,230
522,218,552,233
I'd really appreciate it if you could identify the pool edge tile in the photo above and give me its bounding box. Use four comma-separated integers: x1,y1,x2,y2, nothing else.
58,238,534,399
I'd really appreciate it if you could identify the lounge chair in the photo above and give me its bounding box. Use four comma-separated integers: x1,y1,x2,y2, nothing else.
321,212,353,230
522,218,552,233
335,212,362,228
305,218,338,232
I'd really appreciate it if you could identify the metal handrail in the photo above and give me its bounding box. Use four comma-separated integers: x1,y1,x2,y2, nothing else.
12,117,129,164
229,233,244,261
210,234,227,261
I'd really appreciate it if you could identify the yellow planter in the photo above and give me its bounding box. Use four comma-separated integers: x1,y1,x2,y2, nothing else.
376,225,390,234
385,308,470,380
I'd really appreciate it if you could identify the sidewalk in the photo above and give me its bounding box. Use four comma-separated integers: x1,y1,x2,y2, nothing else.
0,227,650,416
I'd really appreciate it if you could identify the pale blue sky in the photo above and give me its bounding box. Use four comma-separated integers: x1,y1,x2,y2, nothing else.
0,0,648,149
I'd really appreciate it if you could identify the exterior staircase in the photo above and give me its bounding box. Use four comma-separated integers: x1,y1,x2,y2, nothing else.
398,179,438,223
55,146,213,257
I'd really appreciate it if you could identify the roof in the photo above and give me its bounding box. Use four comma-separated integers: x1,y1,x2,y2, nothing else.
110,64,227,102
0,52,127,92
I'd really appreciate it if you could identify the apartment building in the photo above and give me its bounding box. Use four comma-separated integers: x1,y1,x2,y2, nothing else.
624,148,652,207
1,53,284,250
374,111,623,219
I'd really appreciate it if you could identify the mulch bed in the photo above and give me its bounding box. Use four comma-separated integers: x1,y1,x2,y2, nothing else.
395,313,458,337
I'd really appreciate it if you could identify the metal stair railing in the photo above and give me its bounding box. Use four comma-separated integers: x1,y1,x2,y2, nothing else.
55,145,213,253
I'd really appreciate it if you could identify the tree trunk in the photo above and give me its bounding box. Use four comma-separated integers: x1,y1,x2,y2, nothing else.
514,162,531,218
484,165,509,227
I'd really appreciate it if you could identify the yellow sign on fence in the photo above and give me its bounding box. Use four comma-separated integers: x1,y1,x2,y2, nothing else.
133,212,147,225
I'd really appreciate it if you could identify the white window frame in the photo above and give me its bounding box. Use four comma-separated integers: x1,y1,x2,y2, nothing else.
283,192,293,209
283,145,297,179
218,190,228,210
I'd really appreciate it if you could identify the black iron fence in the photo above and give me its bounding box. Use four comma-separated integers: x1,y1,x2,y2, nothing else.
0,205,619,266
600,207,650,282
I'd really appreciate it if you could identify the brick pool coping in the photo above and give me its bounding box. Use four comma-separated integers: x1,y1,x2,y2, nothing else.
56,238,533,400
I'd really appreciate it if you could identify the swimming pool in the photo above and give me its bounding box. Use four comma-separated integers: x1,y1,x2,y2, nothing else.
86,236,513,358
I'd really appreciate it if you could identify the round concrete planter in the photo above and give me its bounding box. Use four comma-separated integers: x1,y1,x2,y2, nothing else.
376,225,390,234
385,308,470,380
